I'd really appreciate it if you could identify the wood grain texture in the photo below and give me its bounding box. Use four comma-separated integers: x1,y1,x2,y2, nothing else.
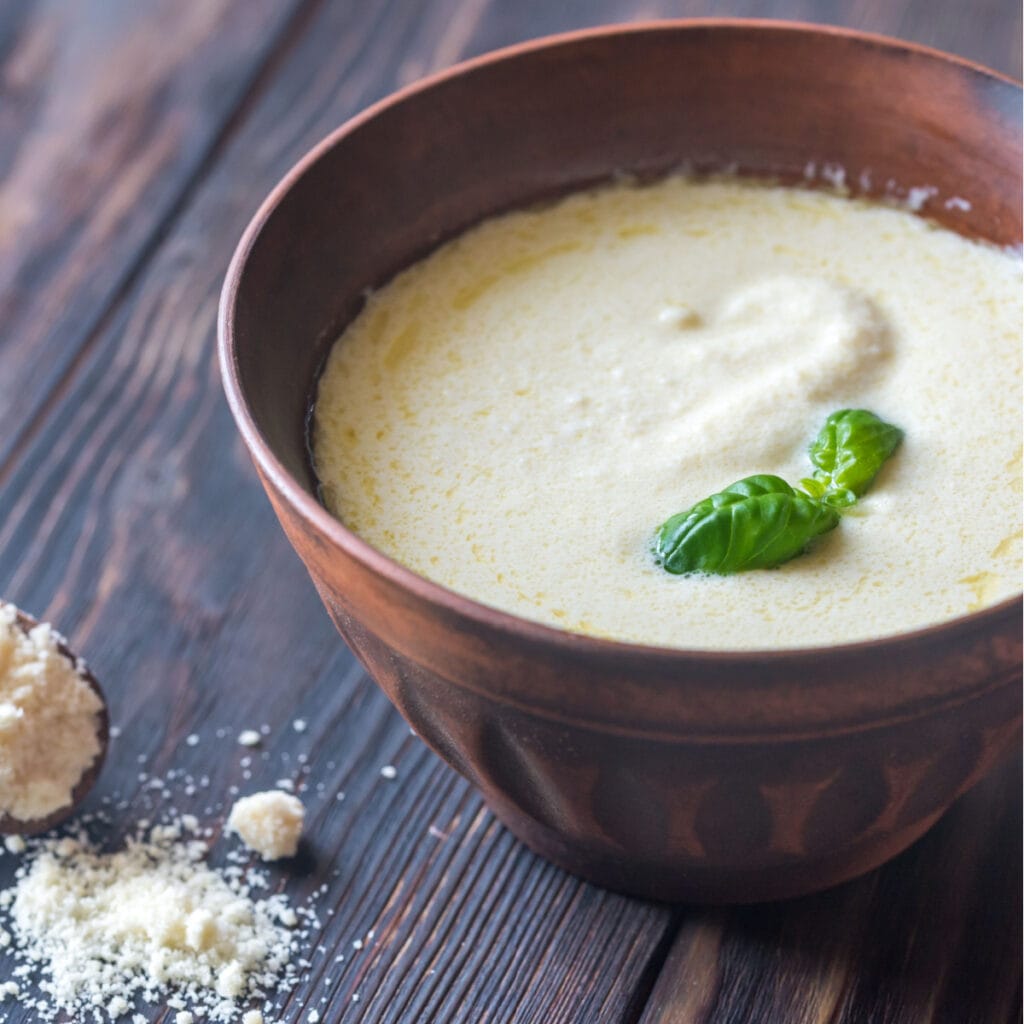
0,0,309,474
0,1,1019,1022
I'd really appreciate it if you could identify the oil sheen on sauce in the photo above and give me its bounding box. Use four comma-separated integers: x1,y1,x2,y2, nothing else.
312,178,1022,649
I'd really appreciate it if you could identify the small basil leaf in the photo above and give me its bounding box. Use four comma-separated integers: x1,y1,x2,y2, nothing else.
820,487,857,510
655,474,840,575
808,409,903,498
798,477,827,499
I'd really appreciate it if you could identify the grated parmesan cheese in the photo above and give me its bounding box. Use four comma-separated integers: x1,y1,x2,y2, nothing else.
0,818,311,1022
227,792,305,861
3,836,26,855
0,603,104,823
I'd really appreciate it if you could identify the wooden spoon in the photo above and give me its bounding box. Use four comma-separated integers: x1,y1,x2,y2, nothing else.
0,608,109,836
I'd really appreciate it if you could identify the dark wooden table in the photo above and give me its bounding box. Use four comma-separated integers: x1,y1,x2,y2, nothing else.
0,2,1019,1022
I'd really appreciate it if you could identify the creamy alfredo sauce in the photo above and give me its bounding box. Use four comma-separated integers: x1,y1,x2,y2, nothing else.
312,178,1022,649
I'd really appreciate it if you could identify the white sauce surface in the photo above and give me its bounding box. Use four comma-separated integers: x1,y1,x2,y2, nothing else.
313,179,1022,649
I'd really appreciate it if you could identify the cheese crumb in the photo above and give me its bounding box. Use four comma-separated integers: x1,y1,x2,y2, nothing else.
216,961,245,999
176,1013,195,1024
237,730,261,747
4,835,26,855
380,765,397,780
185,907,217,950
0,602,104,822
227,791,305,861
242,1012,264,1024
107,995,130,1017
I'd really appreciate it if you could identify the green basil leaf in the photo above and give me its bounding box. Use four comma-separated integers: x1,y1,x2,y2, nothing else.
655,474,840,575
797,476,828,500
808,409,903,498
799,477,857,509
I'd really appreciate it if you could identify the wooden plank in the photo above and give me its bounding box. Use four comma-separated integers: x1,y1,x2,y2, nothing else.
639,757,1021,1024
0,0,309,474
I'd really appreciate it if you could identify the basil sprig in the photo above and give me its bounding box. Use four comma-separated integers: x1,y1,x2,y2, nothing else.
654,410,902,576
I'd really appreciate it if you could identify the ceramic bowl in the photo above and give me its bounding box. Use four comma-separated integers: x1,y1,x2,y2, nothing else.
218,21,1022,902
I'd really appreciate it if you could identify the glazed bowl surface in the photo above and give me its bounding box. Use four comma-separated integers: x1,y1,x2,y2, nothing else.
219,20,1022,903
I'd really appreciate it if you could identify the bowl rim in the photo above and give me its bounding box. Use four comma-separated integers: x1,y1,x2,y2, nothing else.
218,17,1023,670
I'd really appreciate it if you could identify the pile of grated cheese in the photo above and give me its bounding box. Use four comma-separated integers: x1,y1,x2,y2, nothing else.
0,816,313,1022
0,601,104,823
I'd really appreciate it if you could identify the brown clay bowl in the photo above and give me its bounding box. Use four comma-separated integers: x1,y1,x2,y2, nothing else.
218,21,1022,903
